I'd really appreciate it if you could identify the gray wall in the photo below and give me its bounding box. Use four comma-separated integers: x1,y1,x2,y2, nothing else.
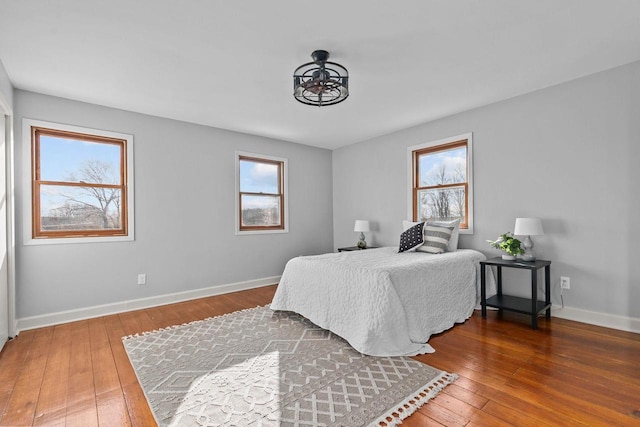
14,90,334,319
0,59,12,108
333,61,640,319
10,60,640,323
0,59,13,341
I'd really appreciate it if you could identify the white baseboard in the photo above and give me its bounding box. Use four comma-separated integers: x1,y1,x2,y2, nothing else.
16,276,280,333
552,305,640,334
17,281,638,336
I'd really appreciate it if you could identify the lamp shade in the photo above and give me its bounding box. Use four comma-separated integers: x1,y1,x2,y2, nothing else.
354,220,370,233
514,218,544,236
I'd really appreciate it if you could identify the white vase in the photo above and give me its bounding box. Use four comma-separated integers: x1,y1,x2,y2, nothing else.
501,253,516,260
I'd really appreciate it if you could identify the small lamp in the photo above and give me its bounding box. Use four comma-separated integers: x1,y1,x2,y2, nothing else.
514,218,544,261
354,220,370,249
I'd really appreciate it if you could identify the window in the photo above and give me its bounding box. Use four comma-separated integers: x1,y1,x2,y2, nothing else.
408,133,473,233
24,119,134,244
236,152,288,234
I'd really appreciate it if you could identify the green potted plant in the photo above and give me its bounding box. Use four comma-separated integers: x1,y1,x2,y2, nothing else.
487,232,525,260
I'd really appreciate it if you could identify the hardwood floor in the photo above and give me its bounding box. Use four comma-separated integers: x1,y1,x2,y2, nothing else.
1,285,638,426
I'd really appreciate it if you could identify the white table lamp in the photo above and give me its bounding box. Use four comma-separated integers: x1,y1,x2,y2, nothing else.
514,218,544,261
354,220,370,248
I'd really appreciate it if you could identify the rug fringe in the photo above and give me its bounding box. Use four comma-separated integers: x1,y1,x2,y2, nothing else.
372,371,458,427
121,304,267,341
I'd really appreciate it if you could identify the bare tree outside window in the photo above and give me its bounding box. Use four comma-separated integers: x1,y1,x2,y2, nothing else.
413,139,469,228
32,126,129,238
419,160,466,221
45,160,122,230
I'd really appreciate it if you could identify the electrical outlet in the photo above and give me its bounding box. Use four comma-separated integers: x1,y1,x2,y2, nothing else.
560,276,570,290
137,273,147,285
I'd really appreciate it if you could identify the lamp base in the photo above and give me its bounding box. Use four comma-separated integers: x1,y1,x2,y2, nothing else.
522,235,536,261
521,250,537,262
357,232,367,249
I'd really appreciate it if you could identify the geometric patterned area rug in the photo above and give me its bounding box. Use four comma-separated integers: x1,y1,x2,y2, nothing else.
123,305,457,427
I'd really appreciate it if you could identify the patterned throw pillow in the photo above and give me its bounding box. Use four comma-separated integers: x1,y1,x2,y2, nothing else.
428,219,461,252
398,222,424,252
419,223,454,254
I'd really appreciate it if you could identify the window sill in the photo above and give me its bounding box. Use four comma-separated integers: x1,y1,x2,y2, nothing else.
24,235,135,246
235,228,289,236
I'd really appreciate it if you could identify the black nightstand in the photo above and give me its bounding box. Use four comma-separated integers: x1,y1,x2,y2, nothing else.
337,246,379,252
480,257,552,329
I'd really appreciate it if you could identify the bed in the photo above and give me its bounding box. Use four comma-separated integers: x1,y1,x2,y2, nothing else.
270,247,496,356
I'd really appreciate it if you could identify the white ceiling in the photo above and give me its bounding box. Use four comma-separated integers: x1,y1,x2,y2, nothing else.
1,1,640,150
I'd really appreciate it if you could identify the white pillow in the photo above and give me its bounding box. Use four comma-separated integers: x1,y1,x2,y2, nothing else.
402,220,418,231
404,219,460,252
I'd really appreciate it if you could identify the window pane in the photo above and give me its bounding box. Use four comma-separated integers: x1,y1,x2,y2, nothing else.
241,195,281,227
40,135,121,184
40,184,123,231
418,146,466,187
239,159,279,193
417,186,466,223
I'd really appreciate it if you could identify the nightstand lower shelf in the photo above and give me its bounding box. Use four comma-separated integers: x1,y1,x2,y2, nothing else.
485,295,551,316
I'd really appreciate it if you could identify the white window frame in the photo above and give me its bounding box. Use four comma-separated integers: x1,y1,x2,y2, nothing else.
22,118,135,245
235,151,289,235
407,132,474,234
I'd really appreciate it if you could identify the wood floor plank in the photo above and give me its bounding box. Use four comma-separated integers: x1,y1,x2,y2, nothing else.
520,358,640,402
232,285,277,307
102,314,156,426
2,285,638,426
169,300,204,324
96,388,132,427
143,305,178,331
117,309,155,335
465,406,522,427
65,321,98,427
121,383,156,427
118,311,147,337
526,353,640,397
440,383,488,410
32,323,72,426
0,327,54,426
511,366,640,425
415,393,469,426
89,318,122,395
0,331,37,423
103,317,138,389
486,374,634,426
87,317,133,427
202,294,246,315
477,400,555,427
423,392,478,422
399,410,445,426
166,300,205,324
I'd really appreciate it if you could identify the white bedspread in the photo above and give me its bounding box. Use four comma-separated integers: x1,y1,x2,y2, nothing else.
270,247,496,357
